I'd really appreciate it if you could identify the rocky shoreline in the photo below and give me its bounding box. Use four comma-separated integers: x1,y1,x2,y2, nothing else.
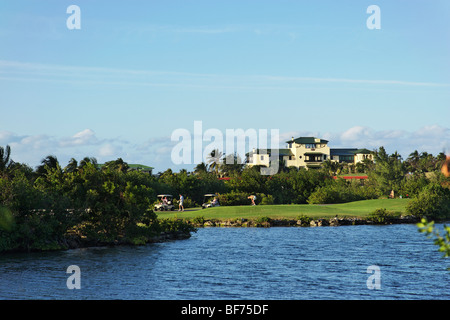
187,215,421,228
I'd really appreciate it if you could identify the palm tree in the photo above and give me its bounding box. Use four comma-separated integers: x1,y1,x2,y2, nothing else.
221,153,244,177
36,155,60,176
321,159,342,176
207,149,223,175
194,162,209,175
104,158,129,173
0,145,13,174
79,157,98,169
64,158,78,173
406,150,420,173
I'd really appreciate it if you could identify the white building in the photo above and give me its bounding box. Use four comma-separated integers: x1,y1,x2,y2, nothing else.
247,136,373,170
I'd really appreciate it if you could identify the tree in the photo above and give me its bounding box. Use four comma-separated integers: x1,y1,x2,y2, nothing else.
36,155,60,177
405,150,420,173
194,162,209,175
321,159,342,176
103,158,129,173
79,157,98,169
207,149,223,176
220,153,245,177
406,182,450,220
0,145,13,175
370,147,406,196
64,158,78,173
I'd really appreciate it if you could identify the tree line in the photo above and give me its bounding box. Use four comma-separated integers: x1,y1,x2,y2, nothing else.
0,145,449,252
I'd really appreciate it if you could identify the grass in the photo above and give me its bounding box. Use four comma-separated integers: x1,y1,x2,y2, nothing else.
156,198,410,221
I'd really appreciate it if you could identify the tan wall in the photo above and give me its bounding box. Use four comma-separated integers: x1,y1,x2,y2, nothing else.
248,153,270,166
354,153,373,164
284,142,330,168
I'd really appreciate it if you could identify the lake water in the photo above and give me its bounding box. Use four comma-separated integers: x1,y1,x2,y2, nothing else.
0,224,449,300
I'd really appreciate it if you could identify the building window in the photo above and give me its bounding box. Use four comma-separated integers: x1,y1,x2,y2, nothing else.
260,155,264,161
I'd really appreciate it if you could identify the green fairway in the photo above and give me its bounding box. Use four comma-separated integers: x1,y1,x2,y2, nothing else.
156,198,410,220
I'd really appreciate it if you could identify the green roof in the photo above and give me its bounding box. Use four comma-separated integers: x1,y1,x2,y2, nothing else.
354,148,372,154
286,137,329,144
97,163,153,171
127,164,154,169
330,148,372,156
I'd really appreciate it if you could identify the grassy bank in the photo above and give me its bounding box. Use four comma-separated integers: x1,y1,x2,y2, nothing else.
157,198,410,221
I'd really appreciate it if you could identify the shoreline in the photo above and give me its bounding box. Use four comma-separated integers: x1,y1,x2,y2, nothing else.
0,229,193,254
4,215,446,254
184,215,423,228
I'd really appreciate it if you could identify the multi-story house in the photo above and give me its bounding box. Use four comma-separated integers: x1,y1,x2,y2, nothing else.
247,136,373,169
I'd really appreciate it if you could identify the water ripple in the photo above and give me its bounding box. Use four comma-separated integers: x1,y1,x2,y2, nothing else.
0,224,449,299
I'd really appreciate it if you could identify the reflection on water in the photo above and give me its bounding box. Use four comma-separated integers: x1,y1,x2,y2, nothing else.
0,224,449,299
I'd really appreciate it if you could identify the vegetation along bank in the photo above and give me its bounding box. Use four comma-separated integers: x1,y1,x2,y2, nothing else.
0,145,449,252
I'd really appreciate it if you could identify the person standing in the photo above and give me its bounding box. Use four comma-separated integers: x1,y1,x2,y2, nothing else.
179,194,184,211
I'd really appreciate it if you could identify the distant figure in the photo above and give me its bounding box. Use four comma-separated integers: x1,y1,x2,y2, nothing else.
442,156,450,177
179,194,184,212
211,197,219,207
390,190,395,199
248,195,256,205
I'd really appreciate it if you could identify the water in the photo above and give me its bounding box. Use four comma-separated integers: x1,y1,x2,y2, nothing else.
0,224,449,300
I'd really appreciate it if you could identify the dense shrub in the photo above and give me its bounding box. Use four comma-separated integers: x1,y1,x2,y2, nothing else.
367,208,401,224
307,179,378,204
406,183,450,220
296,214,312,226
399,174,429,197
260,194,274,205
217,192,270,206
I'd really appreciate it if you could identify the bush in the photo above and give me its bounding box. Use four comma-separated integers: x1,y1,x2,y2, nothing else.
406,183,450,220
296,214,312,226
367,208,400,224
255,216,272,227
260,194,274,205
192,216,205,225
217,191,250,206
307,179,378,204
217,192,270,206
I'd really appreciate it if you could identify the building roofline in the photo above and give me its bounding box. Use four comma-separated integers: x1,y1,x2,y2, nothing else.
286,136,329,144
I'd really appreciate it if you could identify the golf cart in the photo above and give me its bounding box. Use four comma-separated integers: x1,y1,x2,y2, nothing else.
202,194,220,209
154,194,175,211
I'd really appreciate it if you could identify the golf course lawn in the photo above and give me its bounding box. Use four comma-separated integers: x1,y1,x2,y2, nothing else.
157,198,410,221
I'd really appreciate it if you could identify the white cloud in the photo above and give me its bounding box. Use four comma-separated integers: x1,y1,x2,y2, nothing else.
330,125,450,157
413,124,449,139
1,125,448,172
98,143,123,158
0,131,18,143
340,126,372,142
59,129,97,147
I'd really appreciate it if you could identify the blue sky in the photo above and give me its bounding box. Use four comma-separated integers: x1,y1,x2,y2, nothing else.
0,0,449,172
